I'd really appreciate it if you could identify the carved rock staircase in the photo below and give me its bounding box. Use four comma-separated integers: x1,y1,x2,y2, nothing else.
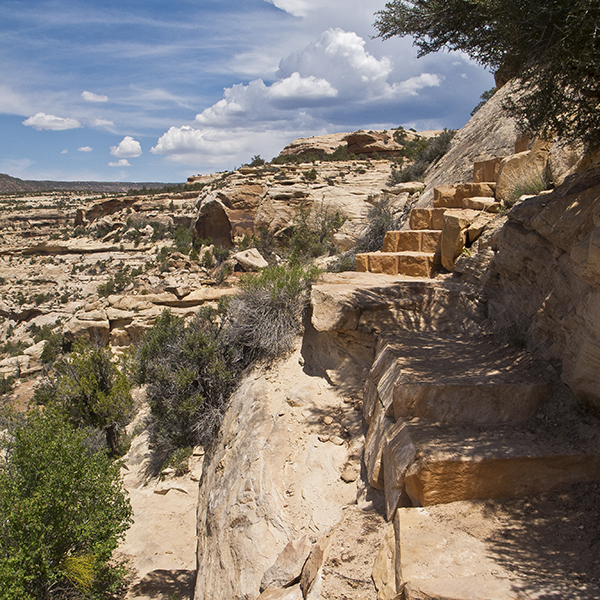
356,159,600,599
356,180,500,277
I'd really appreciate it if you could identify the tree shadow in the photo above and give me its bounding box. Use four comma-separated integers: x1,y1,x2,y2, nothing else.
128,569,196,599
483,482,600,599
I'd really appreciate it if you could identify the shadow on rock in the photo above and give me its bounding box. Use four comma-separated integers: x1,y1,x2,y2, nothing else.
128,569,196,599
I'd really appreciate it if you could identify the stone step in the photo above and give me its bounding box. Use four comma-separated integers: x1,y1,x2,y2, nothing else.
473,156,505,183
377,483,600,600
382,419,600,516
433,183,495,208
460,196,501,212
356,251,438,277
409,207,447,230
363,332,550,493
382,229,441,253
369,332,550,425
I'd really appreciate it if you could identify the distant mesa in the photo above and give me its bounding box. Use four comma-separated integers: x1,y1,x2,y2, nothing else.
0,173,168,194
277,128,442,161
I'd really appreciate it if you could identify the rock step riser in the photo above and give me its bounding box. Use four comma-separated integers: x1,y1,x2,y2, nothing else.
404,454,600,508
393,382,549,425
382,230,441,253
356,252,438,277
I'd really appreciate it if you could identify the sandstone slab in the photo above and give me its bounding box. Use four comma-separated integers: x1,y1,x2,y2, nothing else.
441,208,480,271
393,486,600,600
383,420,600,510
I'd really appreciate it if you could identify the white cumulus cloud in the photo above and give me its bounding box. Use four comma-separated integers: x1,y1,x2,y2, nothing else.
108,159,131,167
269,72,337,101
154,27,448,171
110,136,142,158
82,91,108,103
61,149,69,154
78,146,93,152
22,112,82,131
394,73,443,97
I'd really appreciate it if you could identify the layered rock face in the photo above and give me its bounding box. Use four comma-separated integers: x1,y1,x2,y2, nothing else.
484,166,600,412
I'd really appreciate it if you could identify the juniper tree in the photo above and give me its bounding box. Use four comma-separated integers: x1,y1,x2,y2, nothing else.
375,0,600,147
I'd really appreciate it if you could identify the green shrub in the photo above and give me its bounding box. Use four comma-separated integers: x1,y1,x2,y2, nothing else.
213,246,230,265
356,195,411,253
388,129,456,183
173,225,193,254
247,155,265,167
202,250,215,270
303,168,318,181
134,309,236,452
326,253,356,273
0,410,132,600
36,343,134,455
0,376,14,397
288,205,346,263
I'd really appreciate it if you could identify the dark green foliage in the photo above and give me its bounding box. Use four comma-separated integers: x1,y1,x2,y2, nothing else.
0,376,14,397
202,250,215,270
97,262,136,297
135,309,236,452
375,0,600,148
303,168,318,181
0,410,132,600
289,205,347,263
213,246,230,265
247,155,266,167
36,344,134,455
270,145,356,165
225,265,319,360
27,323,67,364
388,129,455,183
173,225,193,254
471,87,497,116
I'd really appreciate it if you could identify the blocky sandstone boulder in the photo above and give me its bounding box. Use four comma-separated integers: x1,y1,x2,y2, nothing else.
233,248,268,271
440,209,480,270
496,138,552,204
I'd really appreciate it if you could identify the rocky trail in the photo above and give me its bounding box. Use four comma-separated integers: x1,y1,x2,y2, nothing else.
2,88,600,600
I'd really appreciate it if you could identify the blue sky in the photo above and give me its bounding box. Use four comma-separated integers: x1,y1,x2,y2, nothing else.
0,0,495,183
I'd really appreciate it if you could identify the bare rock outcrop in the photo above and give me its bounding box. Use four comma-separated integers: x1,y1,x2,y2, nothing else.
484,166,600,411
420,83,520,204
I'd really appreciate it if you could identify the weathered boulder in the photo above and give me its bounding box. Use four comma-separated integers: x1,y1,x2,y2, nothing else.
233,248,268,271
485,167,600,411
496,138,552,204
345,130,405,158
260,536,312,592
63,308,110,345
194,196,233,248
440,209,480,271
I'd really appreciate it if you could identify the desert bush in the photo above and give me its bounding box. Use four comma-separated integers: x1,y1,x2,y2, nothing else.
173,225,193,254
326,252,356,273
0,376,14,397
134,309,236,452
35,343,134,455
288,205,346,263
224,264,319,360
388,129,456,183
356,195,410,253
0,409,132,600
202,250,215,270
